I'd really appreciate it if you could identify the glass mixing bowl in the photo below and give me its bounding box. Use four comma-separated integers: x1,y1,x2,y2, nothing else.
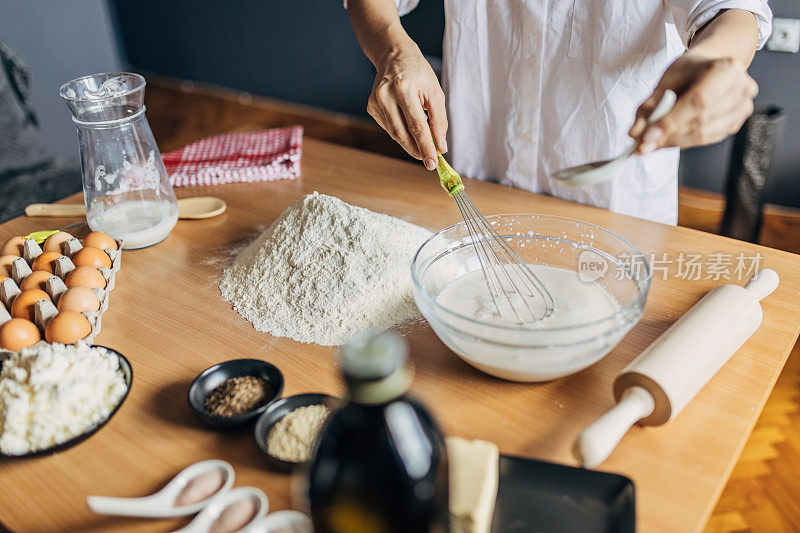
411,214,650,382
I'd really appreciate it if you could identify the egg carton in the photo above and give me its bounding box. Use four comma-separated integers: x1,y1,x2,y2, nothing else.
0,237,123,358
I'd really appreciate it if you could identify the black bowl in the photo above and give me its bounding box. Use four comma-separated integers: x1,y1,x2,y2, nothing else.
0,345,132,459
188,359,284,428
254,393,340,471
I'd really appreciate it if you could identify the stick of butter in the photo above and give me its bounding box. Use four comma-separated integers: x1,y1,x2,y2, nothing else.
446,437,499,533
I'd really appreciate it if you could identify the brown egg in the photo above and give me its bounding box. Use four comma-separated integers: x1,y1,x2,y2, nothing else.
73,246,112,269
43,231,74,253
65,265,107,290
10,289,50,321
83,231,117,251
1,236,25,257
45,311,93,344
57,286,101,313
31,251,63,273
0,254,17,277
0,318,42,351
20,270,54,292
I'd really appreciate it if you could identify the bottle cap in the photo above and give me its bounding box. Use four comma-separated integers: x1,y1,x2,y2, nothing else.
340,333,407,381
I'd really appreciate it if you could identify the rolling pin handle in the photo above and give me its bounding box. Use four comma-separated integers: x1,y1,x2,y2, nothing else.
744,269,779,301
574,386,655,469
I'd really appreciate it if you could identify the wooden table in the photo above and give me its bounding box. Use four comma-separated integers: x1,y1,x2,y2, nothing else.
1,138,799,533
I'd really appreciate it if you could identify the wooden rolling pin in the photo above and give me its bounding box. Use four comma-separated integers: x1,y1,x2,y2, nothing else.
575,269,780,468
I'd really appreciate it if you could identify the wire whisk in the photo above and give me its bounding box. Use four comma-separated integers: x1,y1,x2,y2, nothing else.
435,151,555,324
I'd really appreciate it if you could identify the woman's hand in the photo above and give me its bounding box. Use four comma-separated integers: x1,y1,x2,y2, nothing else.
368,43,448,170
346,0,447,170
629,10,761,155
629,52,758,154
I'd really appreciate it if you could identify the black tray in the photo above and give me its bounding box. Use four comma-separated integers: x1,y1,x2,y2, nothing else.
491,455,635,533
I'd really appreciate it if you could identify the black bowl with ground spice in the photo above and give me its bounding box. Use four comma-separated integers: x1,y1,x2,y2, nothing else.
254,393,340,471
188,359,283,428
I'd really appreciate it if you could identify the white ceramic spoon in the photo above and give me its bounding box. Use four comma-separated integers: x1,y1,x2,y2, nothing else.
551,90,677,187
87,460,235,518
172,487,269,533
243,510,313,533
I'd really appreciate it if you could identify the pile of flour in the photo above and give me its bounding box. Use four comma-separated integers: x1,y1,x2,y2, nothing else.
220,192,432,345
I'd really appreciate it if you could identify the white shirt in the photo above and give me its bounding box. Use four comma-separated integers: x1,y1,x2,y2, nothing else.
395,0,772,224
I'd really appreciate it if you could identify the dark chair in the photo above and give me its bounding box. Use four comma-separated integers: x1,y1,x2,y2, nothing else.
720,106,785,242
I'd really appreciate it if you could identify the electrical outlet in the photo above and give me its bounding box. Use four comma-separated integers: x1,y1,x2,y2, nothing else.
767,18,800,53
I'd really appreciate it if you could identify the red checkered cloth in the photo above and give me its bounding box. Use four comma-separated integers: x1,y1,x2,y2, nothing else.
162,126,303,187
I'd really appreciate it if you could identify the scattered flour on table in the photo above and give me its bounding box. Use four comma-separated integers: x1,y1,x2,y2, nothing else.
219,192,432,345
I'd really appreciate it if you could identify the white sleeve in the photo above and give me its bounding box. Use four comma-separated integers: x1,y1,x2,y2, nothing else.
665,0,773,49
342,0,420,16
395,0,421,15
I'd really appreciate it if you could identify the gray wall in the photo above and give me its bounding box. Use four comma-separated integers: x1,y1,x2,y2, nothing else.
108,0,444,119
0,0,122,161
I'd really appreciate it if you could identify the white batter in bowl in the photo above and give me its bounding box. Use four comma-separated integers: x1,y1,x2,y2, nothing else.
411,214,650,382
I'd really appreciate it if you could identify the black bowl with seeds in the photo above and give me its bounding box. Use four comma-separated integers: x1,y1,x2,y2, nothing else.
188,359,284,428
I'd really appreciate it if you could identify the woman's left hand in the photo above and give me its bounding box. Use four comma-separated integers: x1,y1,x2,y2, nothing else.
629,51,758,154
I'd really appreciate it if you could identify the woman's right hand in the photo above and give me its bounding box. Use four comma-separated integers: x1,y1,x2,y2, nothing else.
367,43,448,171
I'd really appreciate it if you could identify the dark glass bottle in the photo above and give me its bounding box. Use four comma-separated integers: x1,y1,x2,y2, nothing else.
307,333,449,533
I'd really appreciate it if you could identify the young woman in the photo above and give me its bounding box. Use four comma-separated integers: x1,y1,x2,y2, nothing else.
346,1,772,224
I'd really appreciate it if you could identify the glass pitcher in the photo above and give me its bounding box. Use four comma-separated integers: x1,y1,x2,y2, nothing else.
59,72,178,249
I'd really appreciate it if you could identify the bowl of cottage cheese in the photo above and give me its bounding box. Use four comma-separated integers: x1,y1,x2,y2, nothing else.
412,214,650,382
0,343,131,457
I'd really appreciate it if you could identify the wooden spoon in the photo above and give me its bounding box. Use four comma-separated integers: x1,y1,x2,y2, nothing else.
25,196,227,220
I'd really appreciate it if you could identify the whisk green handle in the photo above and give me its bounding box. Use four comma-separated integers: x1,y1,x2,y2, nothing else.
436,153,464,196
430,130,464,195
